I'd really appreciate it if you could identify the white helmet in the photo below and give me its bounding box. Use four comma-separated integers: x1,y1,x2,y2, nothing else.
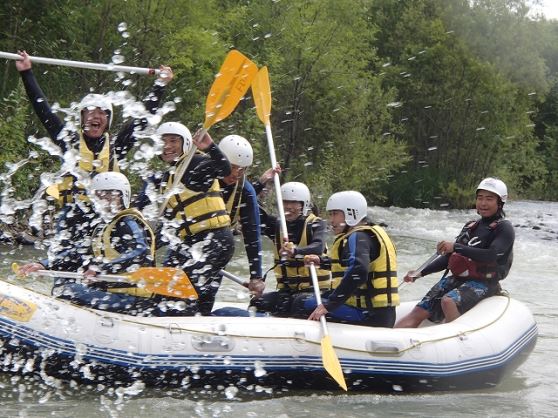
79,94,113,129
218,135,253,167
157,122,193,155
476,177,508,203
281,182,312,216
326,191,368,227
90,172,131,209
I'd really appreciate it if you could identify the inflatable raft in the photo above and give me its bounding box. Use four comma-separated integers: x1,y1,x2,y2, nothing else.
0,279,537,392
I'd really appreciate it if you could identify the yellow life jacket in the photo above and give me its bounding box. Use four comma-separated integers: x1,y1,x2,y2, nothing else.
330,224,399,309
162,158,230,238
224,176,245,228
91,208,156,298
52,133,119,206
273,214,331,292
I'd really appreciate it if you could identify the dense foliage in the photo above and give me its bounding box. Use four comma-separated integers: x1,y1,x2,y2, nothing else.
1,0,557,212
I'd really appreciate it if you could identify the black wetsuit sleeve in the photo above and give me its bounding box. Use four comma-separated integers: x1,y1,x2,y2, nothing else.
98,217,151,274
293,218,327,256
259,205,277,240
421,255,450,276
454,220,515,263
252,180,265,195
133,174,162,210
238,181,263,278
113,83,167,160
19,69,66,148
324,231,379,311
181,144,231,192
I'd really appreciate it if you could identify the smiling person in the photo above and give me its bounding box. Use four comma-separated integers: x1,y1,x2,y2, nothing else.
292,191,399,327
15,50,173,207
395,178,515,328
15,50,173,261
135,122,233,316
250,182,331,316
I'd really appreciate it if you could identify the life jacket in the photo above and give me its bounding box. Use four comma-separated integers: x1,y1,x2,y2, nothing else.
331,225,399,309
224,176,245,228
273,214,331,292
162,155,230,238
448,218,512,281
91,208,156,298
52,133,119,206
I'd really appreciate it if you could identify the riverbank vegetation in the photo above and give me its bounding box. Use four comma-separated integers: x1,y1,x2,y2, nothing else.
1,0,557,212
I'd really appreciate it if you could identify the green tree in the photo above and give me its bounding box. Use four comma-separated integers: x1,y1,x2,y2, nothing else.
370,0,545,207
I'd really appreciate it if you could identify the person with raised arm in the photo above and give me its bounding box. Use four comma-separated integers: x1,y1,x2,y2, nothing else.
135,123,233,316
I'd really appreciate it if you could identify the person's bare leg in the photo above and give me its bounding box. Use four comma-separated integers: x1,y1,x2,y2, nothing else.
441,296,461,322
394,306,430,328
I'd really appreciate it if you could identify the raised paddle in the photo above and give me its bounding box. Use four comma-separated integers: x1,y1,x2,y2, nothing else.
308,263,348,391
251,67,288,240
252,67,347,390
157,50,258,216
12,263,197,299
1,51,160,75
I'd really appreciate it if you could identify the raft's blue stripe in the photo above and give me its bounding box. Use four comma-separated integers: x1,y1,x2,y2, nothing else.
0,315,537,378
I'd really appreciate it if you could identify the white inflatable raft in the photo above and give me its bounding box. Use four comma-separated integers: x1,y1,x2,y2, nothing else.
0,279,537,392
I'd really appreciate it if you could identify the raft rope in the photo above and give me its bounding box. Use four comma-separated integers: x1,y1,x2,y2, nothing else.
111,294,514,356
6,279,515,356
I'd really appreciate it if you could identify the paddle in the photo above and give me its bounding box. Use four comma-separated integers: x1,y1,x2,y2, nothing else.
251,67,289,240
1,51,160,75
11,263,197,299
308,264,348,390
408,253,441,281
220,269,249,288
252,67,347,390
157,50,258,216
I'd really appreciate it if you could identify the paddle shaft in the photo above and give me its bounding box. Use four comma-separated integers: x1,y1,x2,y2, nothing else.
220,269,248,287
25,269,128,284
1,51,159,75
156,142,199,218
265,124,289,240
409,253,440,279
309,264,330,336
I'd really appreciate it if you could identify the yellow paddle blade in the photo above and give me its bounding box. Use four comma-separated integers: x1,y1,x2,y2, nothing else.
125,267,198,299
204,50,258,130
251,66,272,125
46,184,60,200
321,335,348,391
11,262,22,276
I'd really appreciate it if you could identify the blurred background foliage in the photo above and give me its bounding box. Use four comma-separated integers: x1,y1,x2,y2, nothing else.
1,0,558,213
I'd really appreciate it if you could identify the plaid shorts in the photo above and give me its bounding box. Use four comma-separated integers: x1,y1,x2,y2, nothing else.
417,276,500,322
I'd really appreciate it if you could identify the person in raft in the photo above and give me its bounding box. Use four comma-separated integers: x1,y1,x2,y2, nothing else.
292,191,399,327
395,177,514,327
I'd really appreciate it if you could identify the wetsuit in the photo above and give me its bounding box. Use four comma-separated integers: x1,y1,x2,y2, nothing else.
20,68,167,255
220,179,263,280
417,214,515,322
19,69,166,158
135,145,234,316
250,208,329,316
291,223,398,327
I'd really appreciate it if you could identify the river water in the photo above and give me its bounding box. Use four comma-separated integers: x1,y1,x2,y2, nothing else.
0,200,556,417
